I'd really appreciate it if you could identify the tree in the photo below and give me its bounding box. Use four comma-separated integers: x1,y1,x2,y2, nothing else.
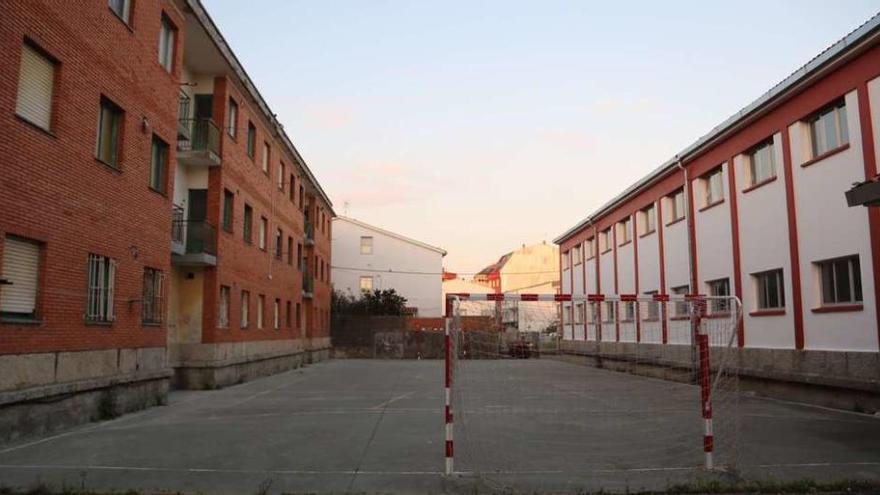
332,288,409,316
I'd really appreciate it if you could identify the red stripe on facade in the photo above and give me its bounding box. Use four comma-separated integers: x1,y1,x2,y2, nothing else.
857,82,880,350
726,158,745,347
612,223,620,341
656,199,668,344
686,178,699,292
594,225,602,341
780,128,806,350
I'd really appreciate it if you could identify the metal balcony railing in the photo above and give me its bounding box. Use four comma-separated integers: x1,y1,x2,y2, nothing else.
304,219,315,242
171,205,185,244
302,270,315,295
172,216,217,256
177,92,191,140
177,118,220,156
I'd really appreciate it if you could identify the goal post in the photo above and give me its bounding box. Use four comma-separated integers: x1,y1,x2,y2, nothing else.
444,292,742,487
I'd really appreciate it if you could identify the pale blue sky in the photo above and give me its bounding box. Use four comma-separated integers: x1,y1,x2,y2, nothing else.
205,0,879,273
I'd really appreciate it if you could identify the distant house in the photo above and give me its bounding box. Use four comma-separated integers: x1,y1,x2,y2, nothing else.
332,217,446,317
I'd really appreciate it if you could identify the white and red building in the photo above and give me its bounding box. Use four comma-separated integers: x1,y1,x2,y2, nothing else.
555,15,880,355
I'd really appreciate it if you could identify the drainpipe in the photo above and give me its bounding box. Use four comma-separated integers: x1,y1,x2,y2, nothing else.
677,155,699,383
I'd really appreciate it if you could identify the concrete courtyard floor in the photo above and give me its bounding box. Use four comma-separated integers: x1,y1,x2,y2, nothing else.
0,359,878,494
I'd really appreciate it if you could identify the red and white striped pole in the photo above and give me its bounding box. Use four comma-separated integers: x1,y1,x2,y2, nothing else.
444,297,454,475
692,295,714,470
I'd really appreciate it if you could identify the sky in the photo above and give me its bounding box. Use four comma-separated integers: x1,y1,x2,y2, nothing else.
204,0,880,274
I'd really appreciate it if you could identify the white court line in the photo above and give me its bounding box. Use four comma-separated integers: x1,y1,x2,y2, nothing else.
1,462,877,476
370,391,415,410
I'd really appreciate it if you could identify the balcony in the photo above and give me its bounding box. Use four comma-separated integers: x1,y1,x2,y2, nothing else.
304,219,315,246
177,118,221,167
171,209,218,266
302,270,314,298
177,92,191,141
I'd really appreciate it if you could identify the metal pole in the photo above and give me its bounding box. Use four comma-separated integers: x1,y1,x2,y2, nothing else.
444,297,454,475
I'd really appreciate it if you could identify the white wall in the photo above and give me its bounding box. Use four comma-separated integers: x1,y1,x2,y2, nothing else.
735,133,796,349
331,219,444,317
791,89,878,351
694,162,735,298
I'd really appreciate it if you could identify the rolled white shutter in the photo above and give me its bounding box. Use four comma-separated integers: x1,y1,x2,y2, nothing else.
15,44,55,131
1,238,40,314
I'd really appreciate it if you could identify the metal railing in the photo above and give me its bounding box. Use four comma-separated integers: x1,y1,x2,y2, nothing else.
304,219,315,242
177,118,220,156
302,270,315,295
172,213,217,256
177,91,191,140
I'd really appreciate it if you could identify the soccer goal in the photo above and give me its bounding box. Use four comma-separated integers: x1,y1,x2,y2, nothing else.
443,293,742,491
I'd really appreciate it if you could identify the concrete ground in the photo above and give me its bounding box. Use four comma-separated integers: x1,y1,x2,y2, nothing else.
0,359,878,494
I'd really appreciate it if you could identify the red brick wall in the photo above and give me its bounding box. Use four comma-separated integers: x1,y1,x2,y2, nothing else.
0,0,184,355
406,316,495,332
194,74,314,345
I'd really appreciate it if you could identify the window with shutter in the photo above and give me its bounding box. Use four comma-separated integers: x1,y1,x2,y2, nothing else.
16,43,56,131
1,237,41,319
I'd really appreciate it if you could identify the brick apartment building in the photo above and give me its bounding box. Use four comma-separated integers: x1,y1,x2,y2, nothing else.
0,0,333,442
555,14,880,410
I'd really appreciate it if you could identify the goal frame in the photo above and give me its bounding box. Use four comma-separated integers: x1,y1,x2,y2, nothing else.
443,292,742,475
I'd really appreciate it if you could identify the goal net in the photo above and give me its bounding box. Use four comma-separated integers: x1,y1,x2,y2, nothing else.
444,293,742,492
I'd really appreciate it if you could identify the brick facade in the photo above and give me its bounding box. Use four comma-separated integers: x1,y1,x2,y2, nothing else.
0,0,185,355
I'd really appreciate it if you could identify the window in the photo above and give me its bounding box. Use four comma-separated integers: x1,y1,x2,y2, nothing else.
86,254,116,323
243,204,253,243
299,185,304,210
246,121,256,159
259,216,268,250
563,305,571,325
274,298,280,330
360,276,373,292
669,189,685,223
672,285,689,317
562,250,570,270
158,15,176,72
0,237,41,320
275,228,283,259
817,256,862,306
289,175,296,202
754,269,785,310
96,97,124,167
278,162,285,190
585,238,595,259
142,268,164,325
287,236,294,265
15,43,56,131
262,142,270,174
703,167,723,206
222,189,234,232
748,140,776,186
108,0,131,23
226,98,238,139
219,286,230,328
297,243,303,271
600,228,611,252
602,302,615,323
574,303,584,325
622,302,635,321
296,302,301,329
572,245,582,265
618,218,631,245
640,205,655,235
644,291,659,320
809,100,848,157
240,290,250,328
707,278,730,313
150,136,168,193
257,294,265,329
360,236,373,255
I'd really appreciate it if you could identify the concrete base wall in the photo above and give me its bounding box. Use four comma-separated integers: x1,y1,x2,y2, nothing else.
0,346,171,445
559,341,880,413
171,338,331,390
